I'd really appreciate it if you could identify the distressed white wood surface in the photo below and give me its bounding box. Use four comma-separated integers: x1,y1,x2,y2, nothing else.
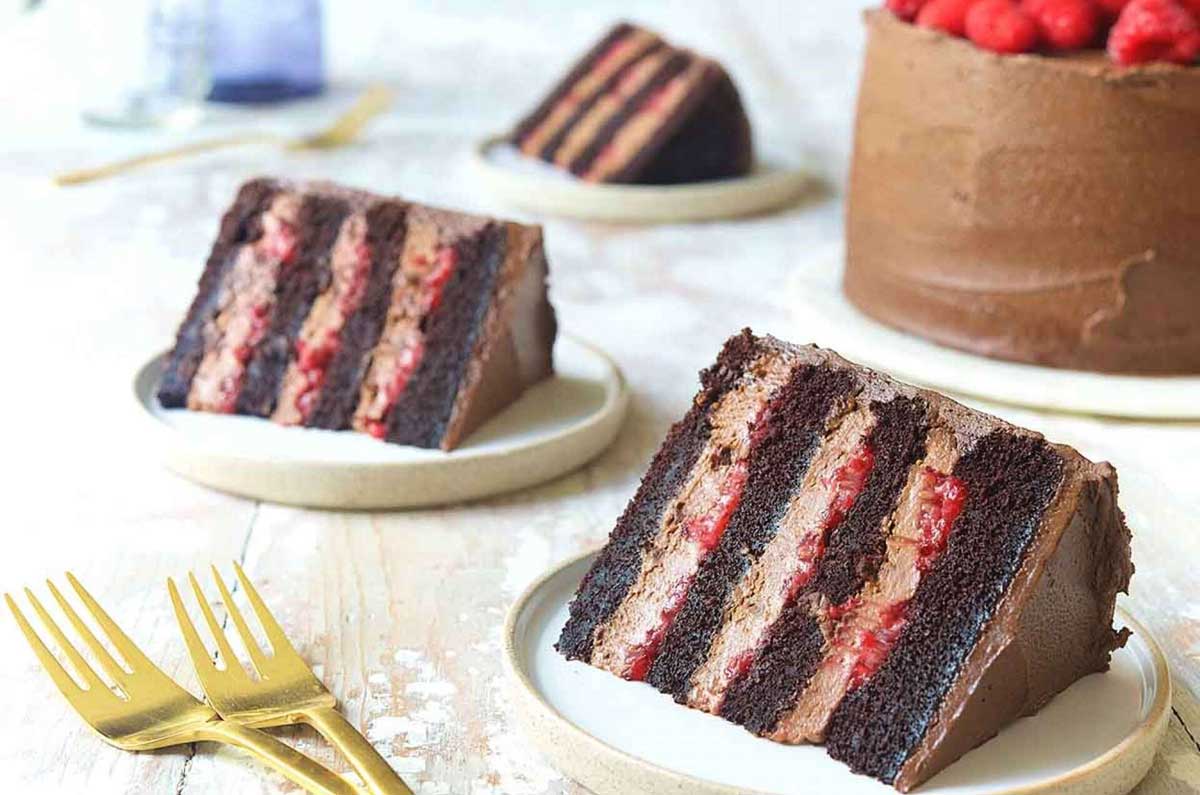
0,2,1196,793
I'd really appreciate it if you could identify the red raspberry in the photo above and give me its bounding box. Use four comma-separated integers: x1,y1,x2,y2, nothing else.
1178,0,1200,14
1095,0,1134,16
918,0,981,34
887,0,933,20
1025,0,1102,48
967,0,1042,51
1108,0,1200,63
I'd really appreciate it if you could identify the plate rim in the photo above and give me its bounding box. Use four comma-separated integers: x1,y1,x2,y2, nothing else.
469,134,815,223
132,333,630,508
503,548,1172,795
788,253,1200,421
133,333,626,469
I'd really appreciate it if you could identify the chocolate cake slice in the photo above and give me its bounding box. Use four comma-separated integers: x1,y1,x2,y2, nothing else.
558,330,1133,790
511,22,753,184
158,178,557,451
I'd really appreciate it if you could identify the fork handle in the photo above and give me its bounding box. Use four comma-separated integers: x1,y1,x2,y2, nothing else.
197,720,359,795
306,706,414,795
53,133,279,186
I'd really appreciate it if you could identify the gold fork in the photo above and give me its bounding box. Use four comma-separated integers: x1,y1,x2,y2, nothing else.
54,84,393,186
170,563,413,795
5,574,357,795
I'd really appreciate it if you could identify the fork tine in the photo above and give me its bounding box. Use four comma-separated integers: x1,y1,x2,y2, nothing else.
46,580,130,687
23,588,105,692
232,561,299,658
167,578,221,675
210,565,270,676
6,593,89,699
66,572,157,674
186,572,245,676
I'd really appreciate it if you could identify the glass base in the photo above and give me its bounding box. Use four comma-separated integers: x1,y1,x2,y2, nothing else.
82,92,205,130
208,78,324,104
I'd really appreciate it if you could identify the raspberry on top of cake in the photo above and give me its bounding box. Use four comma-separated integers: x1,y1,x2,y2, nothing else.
887,0,1200,64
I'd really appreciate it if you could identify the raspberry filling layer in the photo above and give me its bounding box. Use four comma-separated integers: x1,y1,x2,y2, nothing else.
626,578,692,681
272,214,371,426
837,600,911,692
686,414,878,713
586,356,795,682
520,31,657,156
685,458,751,551
583,62,703,182
915,467,967,571
626,448,756,680
554,50,671,168
786,444,877,601
826,467,967,692
768,433,967,744
353,245,459,440
188,195,300,413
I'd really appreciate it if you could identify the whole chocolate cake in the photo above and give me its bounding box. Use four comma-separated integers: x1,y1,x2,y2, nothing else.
159,178,557,451
511,22,753,184
845,7,1200,374
559,330,1133,790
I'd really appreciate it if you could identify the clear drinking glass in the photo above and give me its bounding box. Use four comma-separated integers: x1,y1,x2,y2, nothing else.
81,0,209,129
206,0,324,103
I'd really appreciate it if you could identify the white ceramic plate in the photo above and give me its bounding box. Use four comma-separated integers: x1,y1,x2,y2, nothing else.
469,135,815,223
133,334,629,509
787,249,1200,420
505,550,1170,795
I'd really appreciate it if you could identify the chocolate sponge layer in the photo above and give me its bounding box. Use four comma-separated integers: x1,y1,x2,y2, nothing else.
556,330,760,662
158,178,279,408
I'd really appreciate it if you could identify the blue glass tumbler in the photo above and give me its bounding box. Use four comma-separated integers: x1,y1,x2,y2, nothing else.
207,0,324,103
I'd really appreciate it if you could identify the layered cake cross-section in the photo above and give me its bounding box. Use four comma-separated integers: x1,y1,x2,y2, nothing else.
558,330,1133,790
158,178,557,450
511,22,753,184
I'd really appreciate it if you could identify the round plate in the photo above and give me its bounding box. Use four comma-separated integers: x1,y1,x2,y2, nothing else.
787,249,1200,420
469,135,815,223
504,550,1170,795
133,334,629,509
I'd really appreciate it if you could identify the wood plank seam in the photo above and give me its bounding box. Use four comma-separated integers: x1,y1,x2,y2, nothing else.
174,500,263,795
1175,707,1200,756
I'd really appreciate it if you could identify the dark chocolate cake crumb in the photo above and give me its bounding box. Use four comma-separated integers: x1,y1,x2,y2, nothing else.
825,432,1064,784
236,194,351,417
556,330,759,661
385,223,507,449
307,200,409,430
158,178,278,407
808,396,930,605
510,22,753,185
645,365,856,700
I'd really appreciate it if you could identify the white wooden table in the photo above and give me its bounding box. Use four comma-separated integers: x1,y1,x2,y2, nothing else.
1,2,1196,793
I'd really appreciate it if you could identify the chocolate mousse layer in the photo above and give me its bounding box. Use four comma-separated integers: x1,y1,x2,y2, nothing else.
844,9,1200,374
511,22,753,185
644,364,858,699
559,331,1133,790
159,178,557,451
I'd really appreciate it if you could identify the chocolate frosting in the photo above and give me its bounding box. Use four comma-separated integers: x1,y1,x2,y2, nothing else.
441,221,557,450
844,10,1200,374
